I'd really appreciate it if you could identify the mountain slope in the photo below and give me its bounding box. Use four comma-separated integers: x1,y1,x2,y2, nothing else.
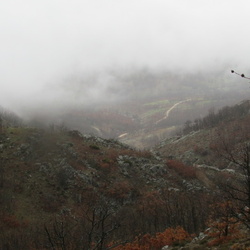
0,100,250,249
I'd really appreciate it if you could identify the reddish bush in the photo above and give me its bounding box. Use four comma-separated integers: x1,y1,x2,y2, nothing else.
1,214,29,229
105,181,132,202
167,160,196,179
99,161,117,173
113,226,190,249
207,202,241,247
2,215,21,228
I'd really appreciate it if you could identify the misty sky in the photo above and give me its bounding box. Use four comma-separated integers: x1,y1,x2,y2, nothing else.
1,0,250,115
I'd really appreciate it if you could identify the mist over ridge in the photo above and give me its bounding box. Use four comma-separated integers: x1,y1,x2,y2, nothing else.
1,0,250,144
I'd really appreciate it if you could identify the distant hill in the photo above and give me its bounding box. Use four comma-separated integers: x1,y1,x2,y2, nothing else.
0,106,22,129
20,69,250,149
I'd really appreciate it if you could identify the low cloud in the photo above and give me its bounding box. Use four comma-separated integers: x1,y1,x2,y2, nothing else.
1,0,250,115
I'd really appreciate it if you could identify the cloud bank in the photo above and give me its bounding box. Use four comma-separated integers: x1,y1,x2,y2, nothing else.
1,0,250,114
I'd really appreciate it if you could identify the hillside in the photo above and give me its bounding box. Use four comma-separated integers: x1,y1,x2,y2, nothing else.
156,100,250,166
0,101,250,249
0,126,210,249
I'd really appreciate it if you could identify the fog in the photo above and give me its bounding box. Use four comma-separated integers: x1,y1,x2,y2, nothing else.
1,0,250,117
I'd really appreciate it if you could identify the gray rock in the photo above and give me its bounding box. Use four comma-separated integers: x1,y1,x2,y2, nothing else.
161,245,169,249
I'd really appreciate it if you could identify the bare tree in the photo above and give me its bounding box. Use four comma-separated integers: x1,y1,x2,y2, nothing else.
212,120,250,229
81,200,120,250
44,215,78,250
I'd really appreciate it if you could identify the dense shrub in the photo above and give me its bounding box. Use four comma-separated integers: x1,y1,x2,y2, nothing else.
114,226,190,249
167,159,196,179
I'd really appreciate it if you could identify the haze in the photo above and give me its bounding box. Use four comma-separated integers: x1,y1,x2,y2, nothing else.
1,0,250,117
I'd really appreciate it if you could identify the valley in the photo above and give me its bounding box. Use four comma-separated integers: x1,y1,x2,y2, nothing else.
39,69,250,149
2,1,250,248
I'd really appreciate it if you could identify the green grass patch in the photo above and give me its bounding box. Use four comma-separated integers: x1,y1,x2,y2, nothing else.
143,99,170,107
141,108,166,118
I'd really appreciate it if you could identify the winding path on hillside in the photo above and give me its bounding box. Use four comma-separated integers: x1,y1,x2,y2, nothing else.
117,99,192,139
155,99,192,124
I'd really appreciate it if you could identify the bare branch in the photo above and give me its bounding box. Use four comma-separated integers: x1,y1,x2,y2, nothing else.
231,70,250,80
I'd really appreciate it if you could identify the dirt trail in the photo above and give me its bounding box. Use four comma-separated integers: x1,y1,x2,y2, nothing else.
118,133,128,138
118,99,192,139
156,99,191,124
